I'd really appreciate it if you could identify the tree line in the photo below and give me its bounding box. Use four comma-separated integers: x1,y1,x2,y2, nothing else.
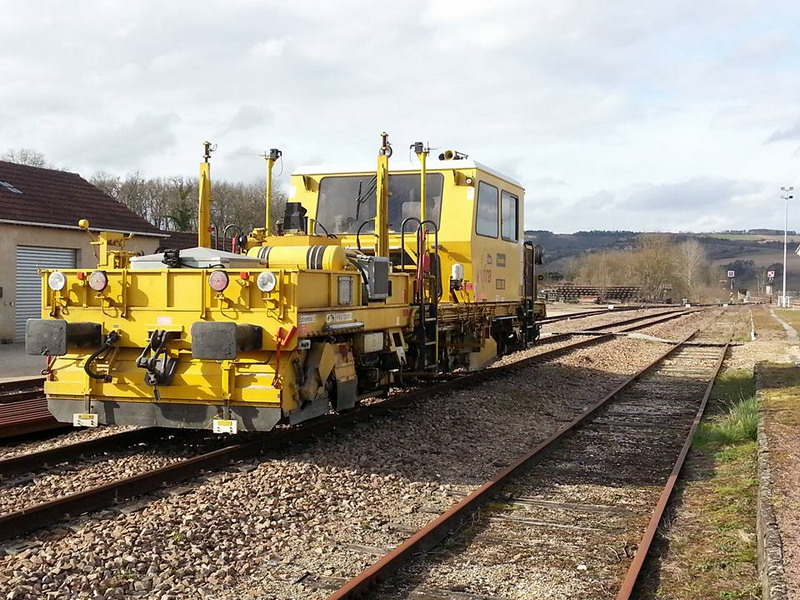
2,148,287,237
88,171,287,238
561,234,721,302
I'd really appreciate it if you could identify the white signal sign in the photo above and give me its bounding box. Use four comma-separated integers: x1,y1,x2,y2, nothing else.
727,270,735,278
767,270,776,279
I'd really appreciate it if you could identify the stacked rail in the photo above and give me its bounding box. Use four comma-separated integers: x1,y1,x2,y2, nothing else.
0,376,62,439
541,284,644,303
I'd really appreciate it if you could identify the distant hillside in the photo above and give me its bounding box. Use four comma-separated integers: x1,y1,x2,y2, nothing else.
525,229,800,290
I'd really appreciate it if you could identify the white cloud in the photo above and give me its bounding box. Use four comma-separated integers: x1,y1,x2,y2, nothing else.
1,0,799,233
249,39,285,59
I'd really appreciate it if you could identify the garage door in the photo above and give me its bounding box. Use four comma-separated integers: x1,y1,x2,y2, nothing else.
15,246,77,342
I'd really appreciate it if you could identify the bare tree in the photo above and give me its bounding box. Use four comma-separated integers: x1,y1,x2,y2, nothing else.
90,169,287,240
630,234,677,301
2,148,51,168
89,171,122,198
675,239,709,301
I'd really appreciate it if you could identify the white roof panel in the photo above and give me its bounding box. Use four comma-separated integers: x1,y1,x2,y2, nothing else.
292,159,524,190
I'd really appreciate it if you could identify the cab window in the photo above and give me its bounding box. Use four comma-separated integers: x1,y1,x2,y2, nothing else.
501,190,519,242
476,181,498,238
316,173,443,234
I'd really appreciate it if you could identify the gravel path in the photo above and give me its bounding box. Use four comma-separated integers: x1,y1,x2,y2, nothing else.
0,425,140,461
1,310,712,599
0,450,187,516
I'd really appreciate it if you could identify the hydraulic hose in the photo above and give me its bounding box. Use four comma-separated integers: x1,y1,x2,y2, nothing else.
83,331,120,383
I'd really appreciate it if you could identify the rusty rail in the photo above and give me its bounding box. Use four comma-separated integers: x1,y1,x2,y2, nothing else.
538,304,680,325
0,376,64,439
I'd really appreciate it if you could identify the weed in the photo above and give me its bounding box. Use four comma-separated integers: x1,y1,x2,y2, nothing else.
695,396,758,448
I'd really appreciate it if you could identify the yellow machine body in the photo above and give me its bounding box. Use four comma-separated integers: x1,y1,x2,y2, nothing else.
28,137,542,432
290,160,526,304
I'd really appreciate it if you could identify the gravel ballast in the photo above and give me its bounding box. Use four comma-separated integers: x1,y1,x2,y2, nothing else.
1,310,713,599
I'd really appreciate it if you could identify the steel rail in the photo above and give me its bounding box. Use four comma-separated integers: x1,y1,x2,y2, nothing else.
0,389,43,404
615,340,730,599
325,330,699,600
0,428,163,478
538,307,698,346
538,304,677,325
0,308,701,542
0,398,65,440
0,419,68,441
582,307,691,331
0,377,59,439
0,377,45,396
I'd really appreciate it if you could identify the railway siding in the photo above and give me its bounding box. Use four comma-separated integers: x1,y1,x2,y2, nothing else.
357,336,728,599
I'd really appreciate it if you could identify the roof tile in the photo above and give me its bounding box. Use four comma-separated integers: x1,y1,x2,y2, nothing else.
0,161,163,236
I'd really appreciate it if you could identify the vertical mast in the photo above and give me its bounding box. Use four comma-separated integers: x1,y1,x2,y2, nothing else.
265,148,282,234
375,132,392,258
197,141,214,248
413,142,429,225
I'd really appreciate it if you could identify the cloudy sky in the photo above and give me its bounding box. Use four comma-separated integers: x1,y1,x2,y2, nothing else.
2,0,799,233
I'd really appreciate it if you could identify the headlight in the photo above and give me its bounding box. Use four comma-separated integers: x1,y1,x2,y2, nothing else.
256,270,277,292
48,271,67,291
88,270,108,292
209,270,229,292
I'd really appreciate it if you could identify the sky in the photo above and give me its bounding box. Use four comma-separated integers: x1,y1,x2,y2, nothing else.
2,0,800,233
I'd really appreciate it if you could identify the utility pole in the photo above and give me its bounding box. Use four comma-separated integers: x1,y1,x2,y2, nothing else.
781,186,794,307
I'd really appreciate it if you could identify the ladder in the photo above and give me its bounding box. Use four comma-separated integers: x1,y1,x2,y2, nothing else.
402,218,440,372
523,241,540,346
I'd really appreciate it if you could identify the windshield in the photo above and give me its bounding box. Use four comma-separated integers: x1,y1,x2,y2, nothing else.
316,173,443,234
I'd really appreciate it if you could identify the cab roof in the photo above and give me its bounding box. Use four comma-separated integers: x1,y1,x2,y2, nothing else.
292,158,524,190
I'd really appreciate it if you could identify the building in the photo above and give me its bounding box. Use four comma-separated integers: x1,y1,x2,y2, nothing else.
0,161,166,342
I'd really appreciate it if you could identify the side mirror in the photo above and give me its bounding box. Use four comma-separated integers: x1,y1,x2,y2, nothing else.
534,245,544,265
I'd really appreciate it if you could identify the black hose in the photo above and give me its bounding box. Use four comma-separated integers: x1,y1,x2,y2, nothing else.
356,218,375,252
83,331,120,383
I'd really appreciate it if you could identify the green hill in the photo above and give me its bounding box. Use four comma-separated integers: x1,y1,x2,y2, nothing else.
525,229,800,291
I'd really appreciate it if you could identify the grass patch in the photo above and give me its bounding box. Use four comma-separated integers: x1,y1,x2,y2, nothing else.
695,396,758,448
751,306,783,335
704,369,756,414
774,308,800,335
759,362,800,427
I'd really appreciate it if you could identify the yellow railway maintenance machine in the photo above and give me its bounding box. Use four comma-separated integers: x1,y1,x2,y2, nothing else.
26,134,543,433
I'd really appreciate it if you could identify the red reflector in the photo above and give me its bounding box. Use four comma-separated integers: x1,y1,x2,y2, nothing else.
240,272,250,280
76,272,86,280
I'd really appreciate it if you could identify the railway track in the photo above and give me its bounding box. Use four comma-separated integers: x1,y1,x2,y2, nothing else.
0,307,705,544
0,376,64,440
535,306,697,347
537,304,676,325
326,322,729,599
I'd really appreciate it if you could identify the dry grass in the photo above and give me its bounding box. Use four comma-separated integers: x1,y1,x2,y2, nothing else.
774,309,800,336
759,362,800,427
751,306,784,336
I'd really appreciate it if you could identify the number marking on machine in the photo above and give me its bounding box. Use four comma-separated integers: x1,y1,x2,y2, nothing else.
212,419,238,434
73,413,99,428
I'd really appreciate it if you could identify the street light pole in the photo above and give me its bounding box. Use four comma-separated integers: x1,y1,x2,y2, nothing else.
781,186,794,307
